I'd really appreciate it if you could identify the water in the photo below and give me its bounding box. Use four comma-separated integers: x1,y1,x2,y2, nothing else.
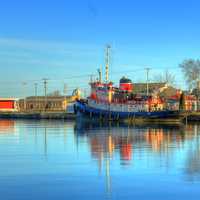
0,119,200,200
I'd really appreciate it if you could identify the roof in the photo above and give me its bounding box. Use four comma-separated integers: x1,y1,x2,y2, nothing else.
159,86,178,98
0,98,19,101
132,82,167,94
20,96,75,101
120,77,132,84
185,95,197,100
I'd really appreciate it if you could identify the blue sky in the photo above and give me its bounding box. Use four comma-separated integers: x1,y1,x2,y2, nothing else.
0,0,200,97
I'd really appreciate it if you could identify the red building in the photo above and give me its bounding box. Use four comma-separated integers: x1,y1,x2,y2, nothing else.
0,98,19,112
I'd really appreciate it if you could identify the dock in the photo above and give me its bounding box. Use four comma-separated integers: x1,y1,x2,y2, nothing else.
180,111,200,121
0,112,76,120
0,111,200,123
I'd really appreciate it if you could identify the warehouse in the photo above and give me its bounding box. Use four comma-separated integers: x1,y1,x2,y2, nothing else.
0,98,19,112
18,95,77,112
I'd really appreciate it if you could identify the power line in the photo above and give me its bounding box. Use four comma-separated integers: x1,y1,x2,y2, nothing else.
0,74,93,84
0,67,182,84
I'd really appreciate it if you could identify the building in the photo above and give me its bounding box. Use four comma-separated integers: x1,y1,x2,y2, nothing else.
132,82,199,111
19,95,77,112
132,82,168,95
0,98,19,112
184,94,197,111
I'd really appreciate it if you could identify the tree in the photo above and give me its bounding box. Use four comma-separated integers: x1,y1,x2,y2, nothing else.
47,90,61,96
153,70,175,86
179,59,200,89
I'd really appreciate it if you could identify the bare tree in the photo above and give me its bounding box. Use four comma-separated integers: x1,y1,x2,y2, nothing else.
153,70,175,85
179,59,200,89
48,90,61,96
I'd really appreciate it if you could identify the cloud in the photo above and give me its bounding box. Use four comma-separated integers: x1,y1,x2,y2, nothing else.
0,37,102,67
0,37,101,54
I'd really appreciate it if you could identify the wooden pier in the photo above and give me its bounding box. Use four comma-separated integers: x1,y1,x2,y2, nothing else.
180,111,200,121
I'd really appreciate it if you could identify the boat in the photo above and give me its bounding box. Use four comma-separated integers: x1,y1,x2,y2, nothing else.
75,46,181,123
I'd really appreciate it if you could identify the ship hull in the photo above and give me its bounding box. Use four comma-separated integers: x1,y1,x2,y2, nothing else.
75,100,181,123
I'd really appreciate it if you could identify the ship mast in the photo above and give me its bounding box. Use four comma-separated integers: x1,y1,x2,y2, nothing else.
105,45,111,83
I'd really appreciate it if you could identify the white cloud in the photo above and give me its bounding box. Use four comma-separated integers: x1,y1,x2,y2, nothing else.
0,37,102,68
0,37,101,54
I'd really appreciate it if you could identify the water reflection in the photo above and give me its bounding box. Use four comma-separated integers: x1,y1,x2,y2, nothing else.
75,121,185,159
75,121,200,183
0,120,16,134
1,120,200,199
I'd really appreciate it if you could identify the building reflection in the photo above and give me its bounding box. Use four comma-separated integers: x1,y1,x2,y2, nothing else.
184,124,200,181
0,120,16,134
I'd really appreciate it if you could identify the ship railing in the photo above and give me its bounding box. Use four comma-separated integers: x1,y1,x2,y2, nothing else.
88,99,152,112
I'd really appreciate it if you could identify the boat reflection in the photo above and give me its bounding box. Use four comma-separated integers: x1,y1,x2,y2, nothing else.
75,121,189,161
74,121,200,188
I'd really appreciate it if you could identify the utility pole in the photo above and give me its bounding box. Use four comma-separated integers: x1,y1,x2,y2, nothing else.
34,83,38,97
105,45,111,83
84,89,87,98
90,74,94,83
34,83,38,111
43,78,48,111
43,79,48,97
145,68,151,96
22,82,27,111
63,83,67,95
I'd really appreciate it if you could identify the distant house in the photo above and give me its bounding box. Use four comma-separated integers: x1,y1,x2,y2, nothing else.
19,95,77,112
132,82,179,98
184,95,197,111
132,82,167,95
132,83,193,111
192,80,200,95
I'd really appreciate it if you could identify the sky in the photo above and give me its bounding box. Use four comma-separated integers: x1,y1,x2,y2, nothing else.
0,0,200,97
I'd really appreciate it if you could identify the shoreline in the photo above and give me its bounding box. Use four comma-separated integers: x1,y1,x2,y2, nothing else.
0,112,76,120
0,111,200,123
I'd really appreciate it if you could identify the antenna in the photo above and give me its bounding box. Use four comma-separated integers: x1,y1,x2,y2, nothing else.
105,45,111,82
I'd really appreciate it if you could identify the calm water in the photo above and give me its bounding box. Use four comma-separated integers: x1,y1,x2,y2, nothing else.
0,119,200,200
